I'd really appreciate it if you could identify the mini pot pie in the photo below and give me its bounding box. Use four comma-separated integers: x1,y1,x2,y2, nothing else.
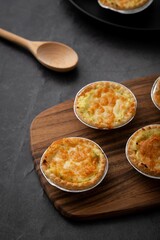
98,0,152,11
40,137,108,192
74,81,137,130
151,77,160,110
126,125,160,178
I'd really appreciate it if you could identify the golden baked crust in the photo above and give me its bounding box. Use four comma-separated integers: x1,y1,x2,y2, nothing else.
40,137,108,191
74,81,137,129
99,0,150,10
126,125,160,177
153,78,160,109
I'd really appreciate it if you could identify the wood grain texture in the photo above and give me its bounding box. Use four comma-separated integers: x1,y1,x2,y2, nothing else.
30,75,160,220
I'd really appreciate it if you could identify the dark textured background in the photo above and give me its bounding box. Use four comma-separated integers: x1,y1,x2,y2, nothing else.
0,1,160,239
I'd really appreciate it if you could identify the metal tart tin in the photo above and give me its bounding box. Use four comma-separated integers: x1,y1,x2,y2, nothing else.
74,81,137,130
125,124,160,179
40,137,109,192
151,76,160,111
98,0,154,14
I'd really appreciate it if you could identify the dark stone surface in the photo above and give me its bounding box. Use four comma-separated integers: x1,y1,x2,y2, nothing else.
0,0,160,239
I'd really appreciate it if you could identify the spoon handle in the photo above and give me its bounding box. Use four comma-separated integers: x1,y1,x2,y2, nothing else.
0,28,30,49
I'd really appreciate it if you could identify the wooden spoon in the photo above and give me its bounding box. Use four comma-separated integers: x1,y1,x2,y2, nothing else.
0,28,78,72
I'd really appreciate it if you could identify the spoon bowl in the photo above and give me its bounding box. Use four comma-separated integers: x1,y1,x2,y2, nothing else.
0,28,78,72
36,42,78,72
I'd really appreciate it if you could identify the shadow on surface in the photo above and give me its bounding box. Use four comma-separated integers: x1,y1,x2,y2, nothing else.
65,205,160,225
0,38,80,84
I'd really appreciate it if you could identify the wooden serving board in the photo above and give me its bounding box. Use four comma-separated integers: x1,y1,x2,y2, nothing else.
30,75,160,220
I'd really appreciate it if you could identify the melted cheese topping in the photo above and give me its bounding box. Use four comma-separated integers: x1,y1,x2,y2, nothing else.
153,79,160,108
75,81,136,129
99,0,149,10
127,125,160,176
41,138,107,190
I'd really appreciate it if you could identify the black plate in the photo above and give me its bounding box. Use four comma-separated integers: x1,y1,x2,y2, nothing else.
68,0,160,31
